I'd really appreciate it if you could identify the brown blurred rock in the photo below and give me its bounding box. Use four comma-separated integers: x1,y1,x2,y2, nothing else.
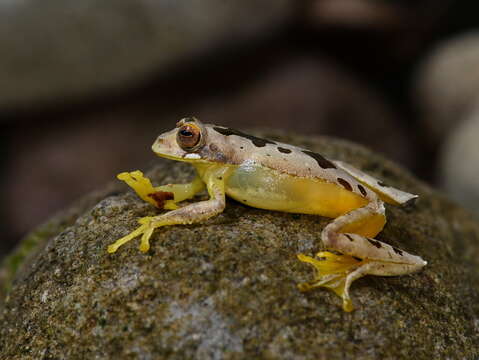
415,32,479,143
309,0,406,28
305,0,451,64
0,0,293,110
439,105,479,214
308,0,449,29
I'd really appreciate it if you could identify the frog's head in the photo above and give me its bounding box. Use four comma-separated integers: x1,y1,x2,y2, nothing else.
152,117,209,162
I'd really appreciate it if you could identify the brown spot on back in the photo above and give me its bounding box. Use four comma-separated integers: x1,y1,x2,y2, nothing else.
277,147,292,154
378,181,389,187
209,143,219,152
367,238,382,248
344,234,355,242
302,150,336,169
358,184,367,196
393,247,404,256
148,191,174,209
337,178,353,192
213,127,276,147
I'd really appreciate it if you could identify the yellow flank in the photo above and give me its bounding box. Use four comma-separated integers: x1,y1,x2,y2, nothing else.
225,163,368,218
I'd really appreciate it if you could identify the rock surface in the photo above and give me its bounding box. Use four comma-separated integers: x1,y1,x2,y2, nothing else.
0,0,292,109
440,105,479,214
1,134,478,359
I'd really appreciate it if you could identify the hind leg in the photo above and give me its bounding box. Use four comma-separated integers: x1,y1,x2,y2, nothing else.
298,201,426,311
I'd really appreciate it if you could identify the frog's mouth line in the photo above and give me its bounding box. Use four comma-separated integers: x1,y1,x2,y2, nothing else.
154,152,206,163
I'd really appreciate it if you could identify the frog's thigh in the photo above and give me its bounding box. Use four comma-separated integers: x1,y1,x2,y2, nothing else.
322,202,425,269
330,201,386,239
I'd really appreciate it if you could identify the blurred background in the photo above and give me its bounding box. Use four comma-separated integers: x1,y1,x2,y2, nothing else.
1,0,479,260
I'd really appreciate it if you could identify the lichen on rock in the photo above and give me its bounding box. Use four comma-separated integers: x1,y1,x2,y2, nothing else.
1,134,478,359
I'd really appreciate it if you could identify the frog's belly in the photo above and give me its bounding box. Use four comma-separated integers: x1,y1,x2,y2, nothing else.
225,164,368,218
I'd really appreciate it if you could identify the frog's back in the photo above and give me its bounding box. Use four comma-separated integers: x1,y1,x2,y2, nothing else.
201,124,372,201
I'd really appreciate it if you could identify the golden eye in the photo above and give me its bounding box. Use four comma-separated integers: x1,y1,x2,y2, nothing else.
177,124,201,150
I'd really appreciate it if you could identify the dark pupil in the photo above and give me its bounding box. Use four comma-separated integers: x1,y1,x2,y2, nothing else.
180,129,193,137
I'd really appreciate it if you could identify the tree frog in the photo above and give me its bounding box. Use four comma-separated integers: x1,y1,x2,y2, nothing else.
107,117,427,312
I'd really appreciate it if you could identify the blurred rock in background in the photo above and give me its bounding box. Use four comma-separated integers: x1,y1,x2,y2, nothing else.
440,105,479,213
2,0,479,259
0,0,292,109
415,32,479,144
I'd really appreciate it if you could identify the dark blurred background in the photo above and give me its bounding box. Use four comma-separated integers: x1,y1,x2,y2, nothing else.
1,0,479,260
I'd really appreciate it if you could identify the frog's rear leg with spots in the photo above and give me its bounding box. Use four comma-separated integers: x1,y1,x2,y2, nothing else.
298,199,427,312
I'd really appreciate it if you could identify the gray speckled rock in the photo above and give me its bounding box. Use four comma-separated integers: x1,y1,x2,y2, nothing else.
440,106,479,214
415,32,479,142
0,0,292,109
1,134,478,359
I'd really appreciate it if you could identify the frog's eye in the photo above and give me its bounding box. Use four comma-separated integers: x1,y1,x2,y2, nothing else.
177,124,202,151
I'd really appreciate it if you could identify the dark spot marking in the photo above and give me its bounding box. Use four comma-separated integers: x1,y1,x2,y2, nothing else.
218,176,223,180
378,181,389,187
240,146,244,150
209,143,219,152
344,234,355,242
367,238,382,248
358,184,367,196
277,147,292,154
393,247,404,256
243,199,248,202
337,178,353,192
353,256,363,262
148,191,174,209
213,127,276,147
302,150,336,169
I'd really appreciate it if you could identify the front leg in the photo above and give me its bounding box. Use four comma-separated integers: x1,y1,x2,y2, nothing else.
108,168,225,253
298,200,427,311
117,170,205,210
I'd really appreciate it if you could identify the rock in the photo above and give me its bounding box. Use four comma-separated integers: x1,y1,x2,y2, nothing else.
440,105,479,213
307,0,450,30
305,0,452,66
0,0,292,109
0,181,124,307
415,32,479,142
1,134,478,359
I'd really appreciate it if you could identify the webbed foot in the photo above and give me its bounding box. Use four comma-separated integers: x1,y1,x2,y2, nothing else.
107,216,156,253
297,251,364,312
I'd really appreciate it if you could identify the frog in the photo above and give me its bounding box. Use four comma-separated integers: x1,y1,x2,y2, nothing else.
107,117,427,312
